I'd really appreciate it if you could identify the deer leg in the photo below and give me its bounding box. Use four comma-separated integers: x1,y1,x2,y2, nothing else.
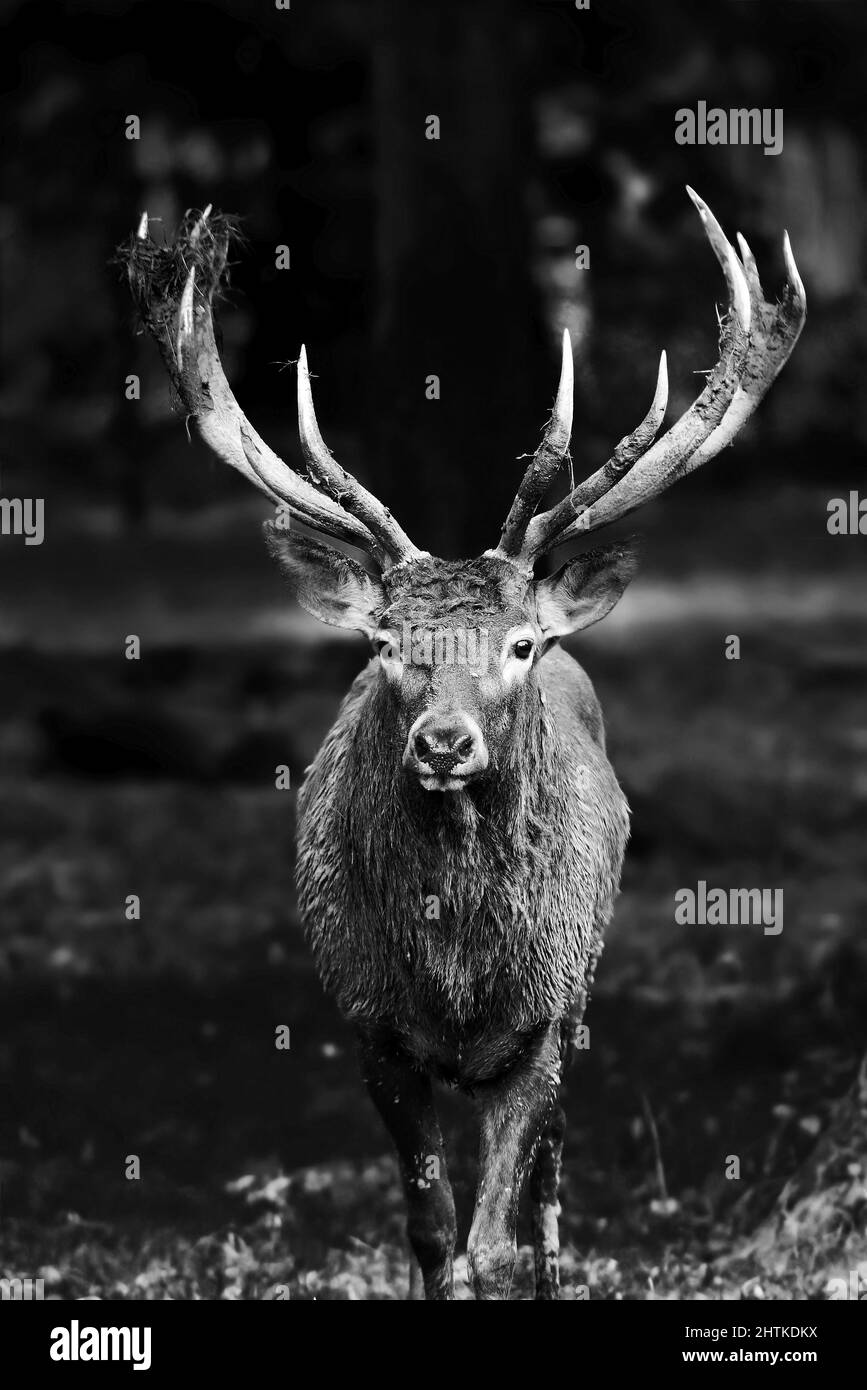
530,1014,577,1299
356,1026,456,1300
530,1099,565,1299
467,1022,561,1300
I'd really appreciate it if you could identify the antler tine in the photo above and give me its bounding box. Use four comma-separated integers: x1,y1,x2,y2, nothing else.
122,207,418,568
683,226,805,472
523,350,668,561
495,329,574,560
297,346,423,566
553,199,803,542
505,189,804,564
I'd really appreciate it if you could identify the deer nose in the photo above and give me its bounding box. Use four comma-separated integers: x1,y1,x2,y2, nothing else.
414,729,475,773
406,712,487,783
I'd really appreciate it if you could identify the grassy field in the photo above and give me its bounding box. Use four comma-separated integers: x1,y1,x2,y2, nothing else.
1,488,866,1299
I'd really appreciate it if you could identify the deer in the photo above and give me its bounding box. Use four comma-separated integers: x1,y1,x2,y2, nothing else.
122,189,805,1299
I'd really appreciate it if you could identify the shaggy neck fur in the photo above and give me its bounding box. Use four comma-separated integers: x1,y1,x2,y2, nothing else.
346,669,562,930
296,643,628,1041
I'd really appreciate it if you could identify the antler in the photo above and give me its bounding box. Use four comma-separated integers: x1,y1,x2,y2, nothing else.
122,207,423,571
496,329,574,556
494,188,806,568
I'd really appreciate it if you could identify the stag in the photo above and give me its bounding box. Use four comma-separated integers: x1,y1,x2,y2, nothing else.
123,190,805,1299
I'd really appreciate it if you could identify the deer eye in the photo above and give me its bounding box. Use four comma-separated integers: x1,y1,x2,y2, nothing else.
375,633,404,671
513,639,534,661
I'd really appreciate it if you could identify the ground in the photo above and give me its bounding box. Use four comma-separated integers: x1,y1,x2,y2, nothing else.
1,486,865,1299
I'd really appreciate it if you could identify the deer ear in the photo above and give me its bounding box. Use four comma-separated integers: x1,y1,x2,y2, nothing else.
534,540,639,644
263,524,386,636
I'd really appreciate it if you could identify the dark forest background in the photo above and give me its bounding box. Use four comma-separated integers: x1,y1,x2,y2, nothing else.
1,0,866,1300
2,0,866,550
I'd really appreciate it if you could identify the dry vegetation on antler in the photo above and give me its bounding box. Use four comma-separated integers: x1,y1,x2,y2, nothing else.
119,208,243,343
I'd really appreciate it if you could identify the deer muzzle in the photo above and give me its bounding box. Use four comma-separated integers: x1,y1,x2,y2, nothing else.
404,711,489,791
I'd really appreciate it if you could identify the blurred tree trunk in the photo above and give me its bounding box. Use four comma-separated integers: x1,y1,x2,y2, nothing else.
370,0,547,558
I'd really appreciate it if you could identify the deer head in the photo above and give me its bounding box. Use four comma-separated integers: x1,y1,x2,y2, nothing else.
123,192,805,792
